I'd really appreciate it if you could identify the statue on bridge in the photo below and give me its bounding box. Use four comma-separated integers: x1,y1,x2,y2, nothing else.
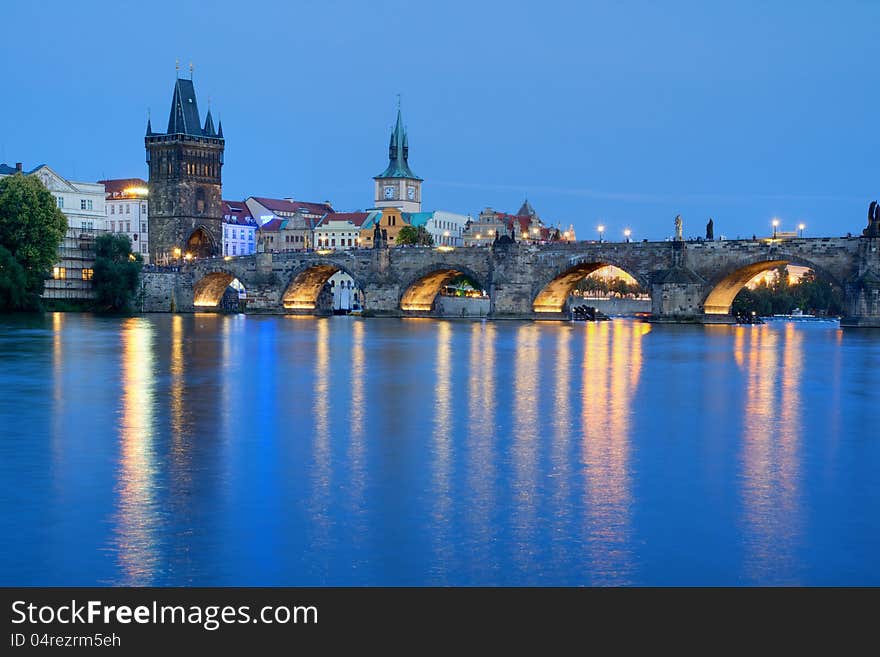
865,201,880,238
674,215,683,241
706,218,714,241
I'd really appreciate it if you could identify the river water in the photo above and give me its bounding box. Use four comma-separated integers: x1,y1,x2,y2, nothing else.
0,313,878,586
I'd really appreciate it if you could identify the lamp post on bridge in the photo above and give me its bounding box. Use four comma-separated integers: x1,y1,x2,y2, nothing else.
597,224,605,243
772,218,780,239
798,223,806,238
624,228,631,243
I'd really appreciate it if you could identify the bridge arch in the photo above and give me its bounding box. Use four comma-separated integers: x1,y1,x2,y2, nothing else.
399,264,488,313
193,270,246,308
532,259,649,314
701,254,845,315
281,261,365,312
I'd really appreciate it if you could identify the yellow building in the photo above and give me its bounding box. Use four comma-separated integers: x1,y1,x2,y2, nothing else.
359,208,409,247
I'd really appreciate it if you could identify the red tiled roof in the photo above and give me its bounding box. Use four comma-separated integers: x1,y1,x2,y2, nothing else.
317,212,370,228
257,218,285,231
98,178,148,199
251,196,333,217
222,200,258,226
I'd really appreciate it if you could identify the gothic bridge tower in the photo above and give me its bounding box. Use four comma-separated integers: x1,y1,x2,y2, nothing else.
146,74,224,262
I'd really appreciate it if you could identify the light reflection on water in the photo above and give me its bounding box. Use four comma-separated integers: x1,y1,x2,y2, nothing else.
1,314,879,586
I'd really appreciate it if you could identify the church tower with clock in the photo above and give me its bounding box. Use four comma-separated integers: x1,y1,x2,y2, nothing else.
373,106,422,212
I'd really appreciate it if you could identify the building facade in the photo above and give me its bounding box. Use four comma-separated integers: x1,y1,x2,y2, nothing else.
407,210,470,246
314,212,371,249
0,163,108,300
146,76,224,263
373,108,422,213
222,200,257,256
100,178,150,262
461,200,575,246
247,197,333,253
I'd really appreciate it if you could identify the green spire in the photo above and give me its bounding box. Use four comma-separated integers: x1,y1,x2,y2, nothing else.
375,105,421,181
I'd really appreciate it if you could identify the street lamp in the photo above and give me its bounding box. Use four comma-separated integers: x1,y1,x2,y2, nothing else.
597,224,605,243
772,218,780,238
624,228,632,243
798,223,806,238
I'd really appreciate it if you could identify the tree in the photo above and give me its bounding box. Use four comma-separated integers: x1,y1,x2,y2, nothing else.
92,234,143,312
0,174,67,305
0,245,28,310
395,224,434,246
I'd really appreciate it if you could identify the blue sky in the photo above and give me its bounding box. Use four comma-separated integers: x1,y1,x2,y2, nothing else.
2,0,878,240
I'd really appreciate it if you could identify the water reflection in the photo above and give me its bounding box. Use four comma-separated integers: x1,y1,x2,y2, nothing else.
580,321,648,585
347,320,367,560
550,326,573,566
111,319,159,585
465,322,496,578
512,324,540,577
309,319,332,564
430,321,453,580
738,324,804,584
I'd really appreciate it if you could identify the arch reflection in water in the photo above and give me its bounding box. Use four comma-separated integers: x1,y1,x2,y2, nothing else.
738,324,804,584
580,321,648,585
112,318,160,585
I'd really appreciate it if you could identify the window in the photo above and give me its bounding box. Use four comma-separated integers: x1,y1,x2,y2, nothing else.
126,205,130,214
224,228,228,238
240,230,244,239
81,268,93,281
126,222,131,233
53,267,66,280
110,205,115,215
110,221,116,232
81,199,87,210
248,232,253,241
141,204,147,214
141,223,147,233
232,244,237,255
141,243,148,253
56,197,64,209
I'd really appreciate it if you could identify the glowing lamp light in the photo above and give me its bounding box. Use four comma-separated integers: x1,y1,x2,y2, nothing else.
123,186,149,197
772,218,780,227
624,228,632,242
316,249,333,255
437,245,454,253
184,252,193,261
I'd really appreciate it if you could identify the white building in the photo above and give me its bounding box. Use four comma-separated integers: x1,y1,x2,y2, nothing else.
407,210,470,246
0,163,107,230
99,178,150,262
327,271,361,312
222,200,258,256
314,212,371,249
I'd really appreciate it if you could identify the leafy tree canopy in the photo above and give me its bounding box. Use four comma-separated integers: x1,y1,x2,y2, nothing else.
0,245,29,311
395,224,434,246
92,233,143,312
0,174,67,302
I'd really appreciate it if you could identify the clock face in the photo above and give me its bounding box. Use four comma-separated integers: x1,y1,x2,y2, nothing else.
384,185,396,200
407,186,416,201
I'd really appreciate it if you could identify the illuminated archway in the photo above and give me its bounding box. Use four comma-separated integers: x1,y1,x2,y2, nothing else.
532,262,646,313
399,267,487,313
193,272,239,307
702,258,842,315
185,227,215,259
282,264,363,312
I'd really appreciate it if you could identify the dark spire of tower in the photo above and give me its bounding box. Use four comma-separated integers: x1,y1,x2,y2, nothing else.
217,120,223,138
166,78,203,136
204,108,216,136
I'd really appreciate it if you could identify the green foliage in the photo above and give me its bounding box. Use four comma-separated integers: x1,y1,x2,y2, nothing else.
0,245,29,310
395,224,434,246
0,174,67,304
732,266,844,316
92,233,143,312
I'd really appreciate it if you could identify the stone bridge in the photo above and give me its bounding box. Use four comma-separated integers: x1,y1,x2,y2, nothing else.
141,234,880,326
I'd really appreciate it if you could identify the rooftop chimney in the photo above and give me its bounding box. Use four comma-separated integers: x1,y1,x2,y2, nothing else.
15,162,22,172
